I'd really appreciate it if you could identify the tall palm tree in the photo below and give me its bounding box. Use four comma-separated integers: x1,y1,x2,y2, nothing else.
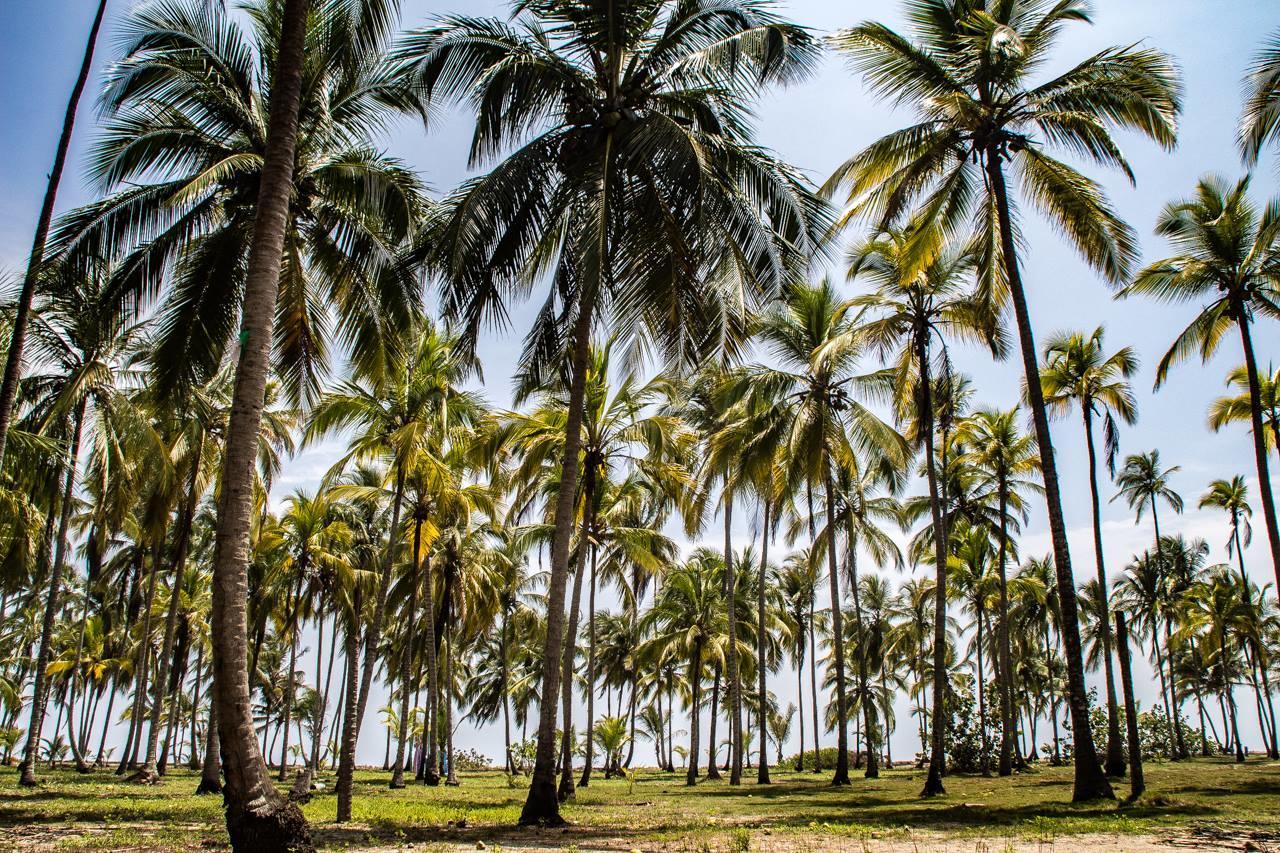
830,0,1181,802
1121,175,1280,593
395,0,821,825
957,408,1040,776
778,550,821,772
1199,476,1280,758
1114,450,1187,759
1209,364,1280,463
846,229,995,794
0,0,109,468
1040,326,1138,777
201,0,313,846
751,280,908,784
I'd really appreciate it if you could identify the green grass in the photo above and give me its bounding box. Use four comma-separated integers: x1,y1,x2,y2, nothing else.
2,757,1278,850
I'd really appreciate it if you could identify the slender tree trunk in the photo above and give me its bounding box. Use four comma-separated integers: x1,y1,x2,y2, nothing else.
823,465,850,785
1151,624,1177,760
915,331,948,797
724,497,743,785
757,500,771,785
275,569,304,783
1082,407,1126,777
986,151,1113,802
977,607,990,776
1150,504,1189,760
0,0,107,467
706,666,721,779
390,520,422,789
203,0,313,844
137,450,204,782
335,588,362,821
995,481,1019,776
519,262,600,827
420,547,441,786
501,606,513,773
686,644,702,786
443,623,458,786
558,494,593,801
794,642,805,771
1234,311,1280,592
847,540,877,779
1114,612,1144,798
20,399,86,786
580,544,598,787
95,682,117,767
808,595,821,773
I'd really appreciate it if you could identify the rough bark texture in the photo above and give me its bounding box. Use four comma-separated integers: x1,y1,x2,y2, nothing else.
390,519,422,789
995,483,1017,777
197,700,223,795
757,501,771,785
724,499,743,785
335,588,361,821
1236,311,1280,593
205,0,314,846
987,149,1113,802
0,0,107,468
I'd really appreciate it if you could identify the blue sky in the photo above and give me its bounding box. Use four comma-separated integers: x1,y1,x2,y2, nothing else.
2,0,1278,766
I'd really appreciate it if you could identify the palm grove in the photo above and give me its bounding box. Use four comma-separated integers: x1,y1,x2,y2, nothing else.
1,0,1279,851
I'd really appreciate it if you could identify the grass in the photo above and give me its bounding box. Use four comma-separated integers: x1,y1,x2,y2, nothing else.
2,757,1278,850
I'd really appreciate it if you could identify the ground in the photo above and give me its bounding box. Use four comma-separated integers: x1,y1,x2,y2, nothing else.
2,758,1278,851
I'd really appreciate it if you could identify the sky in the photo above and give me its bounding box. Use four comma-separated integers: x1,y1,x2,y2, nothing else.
1,0,1278,771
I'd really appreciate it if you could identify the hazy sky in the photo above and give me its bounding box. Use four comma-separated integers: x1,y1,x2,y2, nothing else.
2,0,1278,768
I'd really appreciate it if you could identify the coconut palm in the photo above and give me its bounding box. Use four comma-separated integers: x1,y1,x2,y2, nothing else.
1040,326,1137,777
0,0,108,468
1209,365,1280,462
1121,175,1280,593
393,0,821,821
957,408,1040,775
846,228,996,794
1241,29,1280,168
778,550,821,772
830,0,1181,802
749,279,908,785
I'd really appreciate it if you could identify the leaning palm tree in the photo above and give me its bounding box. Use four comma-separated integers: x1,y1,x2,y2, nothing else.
1040,326,1138,777
393,0,822,825
829,0,1181,802
0,0,109,468
846,228,996,794
1121,175,1280,593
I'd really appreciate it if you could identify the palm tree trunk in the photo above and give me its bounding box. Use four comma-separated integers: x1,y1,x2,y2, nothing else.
723,497,743,786
846,532,876,779
519,261,600,827
757,499,771,785
1150,622,1177,759
95,681,117,767
914,330,948,797
706,665,721,779
580,543,598,788
276,571,304,783
335,587,362,820
687,642,703,786
808,594,821,773
203,0,313,845
558,493,593,801
1234,309,1280,593
794,637,805,771
444,625,458,786
986,150,1112,802
1082,406,1126,777
1150,504,1189,760
390,519,422,789
1115,612,1144,799
995,481,1019,776
822,465,851,785
138,448,204,782
19,398,86,786
0,0,107,468
501,606,513,773
197,698,223,795
977,606,990,776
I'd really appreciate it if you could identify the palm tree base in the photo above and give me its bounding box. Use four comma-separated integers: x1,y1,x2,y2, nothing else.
195,777,222,795
518,776,566,827
127,767,161,785
225,796,314,853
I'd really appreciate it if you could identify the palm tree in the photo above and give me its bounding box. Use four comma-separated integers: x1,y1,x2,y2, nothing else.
0,0,109,468
846,229,995,794
1114,451,1187,759
1240,29,1280,168
831,0,1181,802
1040,326,1137,777
1177,569,1254,762
201,0,313,846
1121,175,1280,593
1199,476,1280,758
778,550,820,772
17,259,153,787
395,0,821,824
1209,364,1280,463
946,521,998,775
751,280,908,784
957,408,1040,775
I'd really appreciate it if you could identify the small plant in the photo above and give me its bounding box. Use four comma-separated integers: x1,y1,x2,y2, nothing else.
729,828,752,853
